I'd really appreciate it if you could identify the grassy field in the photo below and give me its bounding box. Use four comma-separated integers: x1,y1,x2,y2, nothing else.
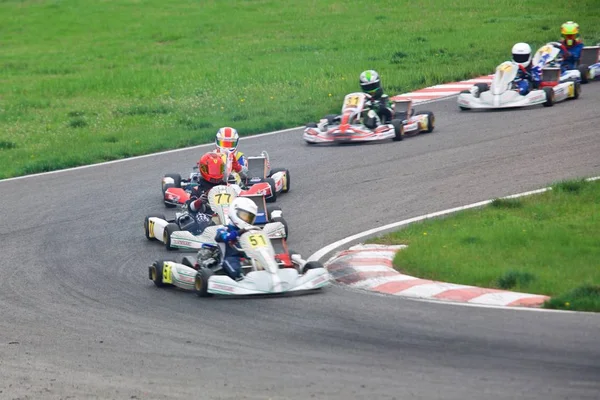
1,0,599,178
370,179,600,312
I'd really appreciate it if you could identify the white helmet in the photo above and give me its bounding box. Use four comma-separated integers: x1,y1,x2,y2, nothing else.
229,197,257,230
511,43,532,68
215,127,239,153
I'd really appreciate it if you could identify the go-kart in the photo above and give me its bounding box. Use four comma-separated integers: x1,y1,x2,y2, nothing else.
161,151,284,206
145,184,288,251
148,227,330,296
304,92,433,144
457,59,580,110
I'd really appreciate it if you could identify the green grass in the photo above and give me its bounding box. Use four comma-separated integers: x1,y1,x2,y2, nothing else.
1,0,599,178
370,179,600,311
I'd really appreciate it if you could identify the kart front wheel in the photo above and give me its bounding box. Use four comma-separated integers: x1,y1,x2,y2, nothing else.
162,174,182,193
572,82,581,99
164,223,179,251
542,87,555,107
264,178,277,203
391,119,404,141
578,65,589,84
414,111,435,133
194,267,214,297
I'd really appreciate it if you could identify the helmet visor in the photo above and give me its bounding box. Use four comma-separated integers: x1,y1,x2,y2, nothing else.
513,53,530,64
237,210,256,225
360,81,379,93
216,138,238,149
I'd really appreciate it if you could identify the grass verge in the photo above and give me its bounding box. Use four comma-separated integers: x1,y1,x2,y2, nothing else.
369,179,600,311
1,0,600,178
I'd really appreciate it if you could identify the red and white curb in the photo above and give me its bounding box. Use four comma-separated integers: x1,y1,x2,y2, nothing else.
325,244,550,308
391,74,493,104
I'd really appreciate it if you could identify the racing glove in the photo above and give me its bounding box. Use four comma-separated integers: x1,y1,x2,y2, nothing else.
216,228,238,243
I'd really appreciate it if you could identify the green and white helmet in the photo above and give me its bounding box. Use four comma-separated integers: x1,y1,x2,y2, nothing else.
359,70,382,97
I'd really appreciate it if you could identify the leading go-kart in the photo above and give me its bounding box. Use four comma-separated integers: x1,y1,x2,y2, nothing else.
148,227,330,297
457,59,580,110
303,92,434,144
145,184,288,251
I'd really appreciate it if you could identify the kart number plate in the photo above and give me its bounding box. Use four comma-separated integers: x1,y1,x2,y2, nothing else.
148,219,155,239
248,234,268,248
163,262,173,284
214,193,232,205
344,95,361,107
498,64,513,73
568,84,574,97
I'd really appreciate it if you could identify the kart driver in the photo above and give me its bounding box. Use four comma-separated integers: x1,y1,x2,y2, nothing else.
214,197,259,281
557,21,584,72
511,42,541,96
186,151,227,215
214,127,248,176
359,70,394,128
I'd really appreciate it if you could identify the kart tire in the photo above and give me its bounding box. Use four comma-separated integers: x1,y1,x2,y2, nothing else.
542,87,555,107
163,183,177,208
264,178,277,203
162,174,182,192
414,111,435,133
266,205,283,220
144,214,166,240
271,216,289,239
182,256,197,269
306,122,318,128
194,267,214,297
391,119,404,141
474,83,489,97
150,260,170,288
164,223,179,251
572,81,581,99
578,65,589,84
270,168,290,193
303,261,324,274
325,114,338,125
459,91,470,111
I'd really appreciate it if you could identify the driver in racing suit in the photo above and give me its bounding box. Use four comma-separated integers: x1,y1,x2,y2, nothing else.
557,21,584,72
359,70,394,128
511,42,541,96
185,152,227,232
213,197,259,281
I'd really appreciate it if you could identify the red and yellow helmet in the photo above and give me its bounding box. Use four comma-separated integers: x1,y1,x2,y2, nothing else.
198,152,225,184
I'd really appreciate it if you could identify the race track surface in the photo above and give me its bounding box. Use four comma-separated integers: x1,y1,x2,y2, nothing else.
1,88,599,399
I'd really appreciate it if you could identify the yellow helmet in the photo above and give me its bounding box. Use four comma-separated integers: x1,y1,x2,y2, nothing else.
561,21,579,36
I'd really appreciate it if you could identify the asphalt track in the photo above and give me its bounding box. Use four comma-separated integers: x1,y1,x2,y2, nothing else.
1,87,599,400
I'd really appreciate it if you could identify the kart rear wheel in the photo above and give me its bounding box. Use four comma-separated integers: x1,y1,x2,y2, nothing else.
391,119,404,141
150,260,169,287
306,122,318,128
264,178,277,203
194,267,214,297
303,261,324,274
578,65,589,84
543,87,555,107
458,91,470,111
144,214,166,240
414,111,435,133
164,223,179,251
270,168,290,193
271,216,289,239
